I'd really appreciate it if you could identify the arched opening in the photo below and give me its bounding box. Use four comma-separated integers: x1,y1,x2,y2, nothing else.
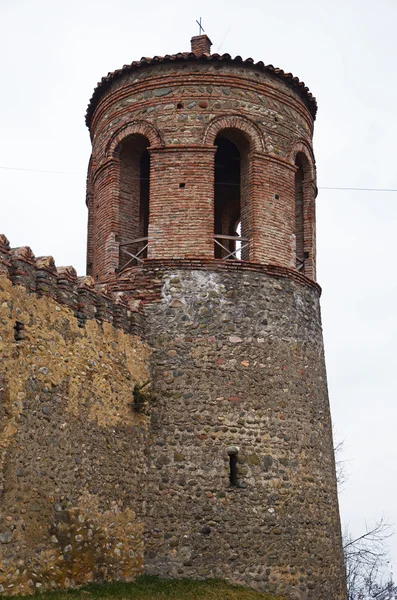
295,152,310,273
214,129,250,260
117,134,150,269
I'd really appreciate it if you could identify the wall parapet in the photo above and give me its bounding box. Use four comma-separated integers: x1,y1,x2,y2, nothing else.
0,234,145,336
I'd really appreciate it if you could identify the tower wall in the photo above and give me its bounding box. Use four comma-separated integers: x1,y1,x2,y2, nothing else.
83,40,346,600
87,60,317,281
133,264,346,600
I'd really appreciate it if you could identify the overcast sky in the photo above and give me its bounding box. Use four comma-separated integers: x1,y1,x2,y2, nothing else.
1,0,397,580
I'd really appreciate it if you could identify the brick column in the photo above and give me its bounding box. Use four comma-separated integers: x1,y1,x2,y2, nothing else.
148,146,216,259
249,153,296,267
91,159,120,279
86,157,94,276
303,179,317,280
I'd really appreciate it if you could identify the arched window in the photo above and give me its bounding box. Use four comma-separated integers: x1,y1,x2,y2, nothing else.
117,134,150,269
214,129,250,260
295,152,314,277
295,155,305,272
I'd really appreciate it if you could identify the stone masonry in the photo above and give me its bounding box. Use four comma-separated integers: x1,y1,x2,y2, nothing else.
0,236,150,594
0,34,347,600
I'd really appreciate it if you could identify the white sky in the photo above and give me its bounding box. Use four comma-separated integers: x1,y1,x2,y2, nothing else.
1,0,397,579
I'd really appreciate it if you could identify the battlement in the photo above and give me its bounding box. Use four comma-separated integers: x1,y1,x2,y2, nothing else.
0,234,144,336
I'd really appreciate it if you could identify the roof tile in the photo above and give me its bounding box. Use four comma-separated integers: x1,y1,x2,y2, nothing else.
86,52,317,127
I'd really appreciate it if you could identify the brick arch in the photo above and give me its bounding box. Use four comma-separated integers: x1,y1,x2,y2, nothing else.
203,115,265,152
288,140,316,180
106,120,164,157
290,139,317,281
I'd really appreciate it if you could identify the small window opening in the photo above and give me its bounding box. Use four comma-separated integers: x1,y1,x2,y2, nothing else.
229,454,238,486
179,182,186,189
227,446,239,487
177,102,184,109
295,154,306,273
274,194,279,200
14,321,25,341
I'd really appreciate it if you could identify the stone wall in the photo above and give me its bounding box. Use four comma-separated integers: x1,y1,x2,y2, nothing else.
0,240,150,595
0,232,346,599
141,266,346,600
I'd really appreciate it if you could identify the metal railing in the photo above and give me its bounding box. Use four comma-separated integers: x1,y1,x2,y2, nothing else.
119,237,148,268
214,234,249,260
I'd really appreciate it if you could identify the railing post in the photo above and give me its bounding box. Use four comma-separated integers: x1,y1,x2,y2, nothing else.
214,235,249,261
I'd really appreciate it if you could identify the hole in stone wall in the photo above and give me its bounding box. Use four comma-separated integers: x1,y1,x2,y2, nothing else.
229,454,237,486
14,321,25,341
177,103,184,109
274,194,279,200
227,446,239,487
179,183,186,188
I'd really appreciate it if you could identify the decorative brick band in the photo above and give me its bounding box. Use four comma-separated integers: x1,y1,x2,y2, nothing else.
90,71,314,136
98,258,321,304
0,234,145,336
149,145,217,154
250,151,299,172
86,53,317,128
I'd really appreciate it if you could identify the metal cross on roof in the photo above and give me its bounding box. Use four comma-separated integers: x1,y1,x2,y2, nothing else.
196,17,205,35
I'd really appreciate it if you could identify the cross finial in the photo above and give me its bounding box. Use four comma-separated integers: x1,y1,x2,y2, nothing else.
196,17,205,35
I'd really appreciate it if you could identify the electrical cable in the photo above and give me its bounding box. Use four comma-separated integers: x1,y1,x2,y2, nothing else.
0,165,397,192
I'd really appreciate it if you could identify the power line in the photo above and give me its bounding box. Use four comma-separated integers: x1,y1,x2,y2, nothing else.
319,186,397,192
0,165,397,193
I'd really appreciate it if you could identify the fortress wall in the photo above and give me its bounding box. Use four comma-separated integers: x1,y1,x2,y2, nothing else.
0,237,151,595
142,267,346,600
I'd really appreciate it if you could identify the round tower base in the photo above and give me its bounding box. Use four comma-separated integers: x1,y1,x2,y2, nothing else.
119,264,347,600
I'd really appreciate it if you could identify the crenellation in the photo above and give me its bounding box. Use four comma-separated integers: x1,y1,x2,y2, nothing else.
76,283,98,326
0,267,150,595
56,265,79,310
0,236,145,336
9,250,37,291
0,235,11,276
35,255,58,297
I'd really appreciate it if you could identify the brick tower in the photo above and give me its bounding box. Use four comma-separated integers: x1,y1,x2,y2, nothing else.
85,35,346,600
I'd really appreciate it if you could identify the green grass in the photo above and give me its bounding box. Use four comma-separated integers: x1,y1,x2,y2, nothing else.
13,576,283,600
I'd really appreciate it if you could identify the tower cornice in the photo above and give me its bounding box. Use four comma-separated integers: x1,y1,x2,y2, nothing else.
86,52,317,128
